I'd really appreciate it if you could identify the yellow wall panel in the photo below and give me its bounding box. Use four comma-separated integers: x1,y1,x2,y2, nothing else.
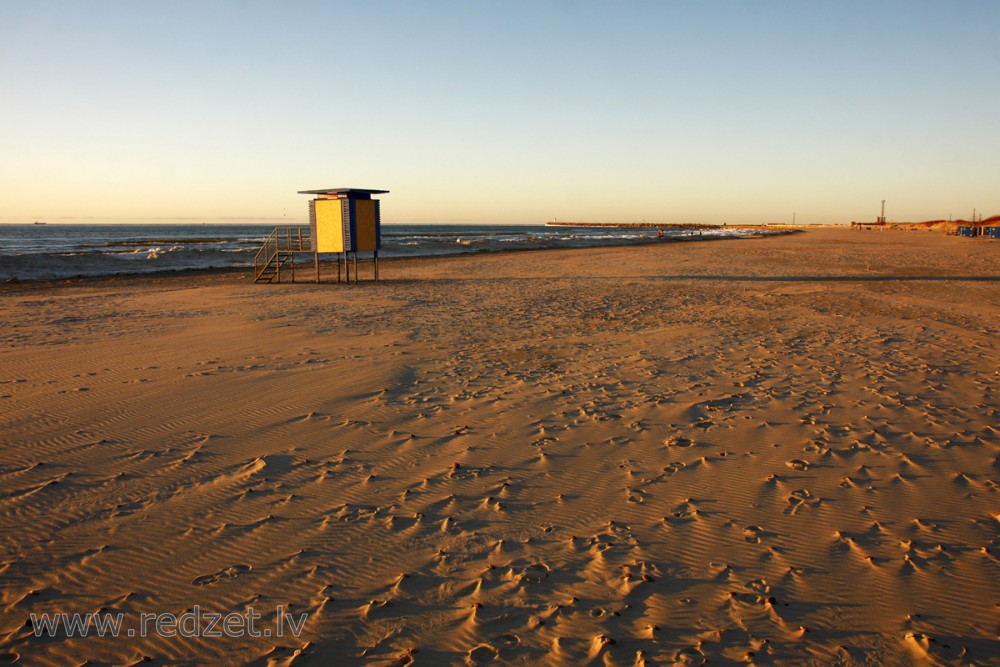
313,199,345,252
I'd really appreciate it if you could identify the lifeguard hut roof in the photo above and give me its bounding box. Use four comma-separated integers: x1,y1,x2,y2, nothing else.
298,188,389,197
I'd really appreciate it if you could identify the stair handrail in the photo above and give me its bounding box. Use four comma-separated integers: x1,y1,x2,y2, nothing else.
254,226,313,282
275,226,312,252
254,228,279,281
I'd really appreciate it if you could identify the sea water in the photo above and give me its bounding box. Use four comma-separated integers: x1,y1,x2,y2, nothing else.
0,223,778,282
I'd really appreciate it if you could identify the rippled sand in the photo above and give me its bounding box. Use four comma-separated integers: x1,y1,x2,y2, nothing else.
1,228,997,665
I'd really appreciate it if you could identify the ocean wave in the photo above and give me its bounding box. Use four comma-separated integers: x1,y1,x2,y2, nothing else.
1,246,249,281
1,223,791,282
89,238,240,247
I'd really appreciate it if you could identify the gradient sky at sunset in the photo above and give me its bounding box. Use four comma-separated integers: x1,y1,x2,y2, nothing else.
2,1,998,225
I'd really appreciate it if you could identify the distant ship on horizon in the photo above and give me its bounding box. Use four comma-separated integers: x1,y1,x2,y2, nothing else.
33,221,46,225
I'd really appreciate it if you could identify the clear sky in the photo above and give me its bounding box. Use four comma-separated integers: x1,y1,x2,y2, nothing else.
2,1,998,225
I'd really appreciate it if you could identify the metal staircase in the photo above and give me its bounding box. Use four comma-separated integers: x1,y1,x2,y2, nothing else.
253,226,312,283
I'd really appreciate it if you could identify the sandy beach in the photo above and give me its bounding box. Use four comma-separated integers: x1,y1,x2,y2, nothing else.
1,228,998,665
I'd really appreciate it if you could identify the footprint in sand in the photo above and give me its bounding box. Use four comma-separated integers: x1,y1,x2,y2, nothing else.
192,564,252,586
784,489,821,515
467,645,499,664
626,487,647,503
667,503,700,523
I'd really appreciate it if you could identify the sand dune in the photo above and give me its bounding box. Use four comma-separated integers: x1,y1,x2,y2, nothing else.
1,229,998,665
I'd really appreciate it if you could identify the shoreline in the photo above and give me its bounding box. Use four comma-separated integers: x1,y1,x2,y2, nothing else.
1,227,802,290
4,225,998,294
16,218,996,288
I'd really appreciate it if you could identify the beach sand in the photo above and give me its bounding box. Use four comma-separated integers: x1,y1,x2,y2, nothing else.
1,228,998,665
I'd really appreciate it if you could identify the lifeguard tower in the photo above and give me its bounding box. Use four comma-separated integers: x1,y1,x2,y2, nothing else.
254,187,388,283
